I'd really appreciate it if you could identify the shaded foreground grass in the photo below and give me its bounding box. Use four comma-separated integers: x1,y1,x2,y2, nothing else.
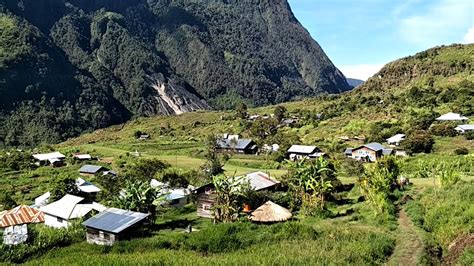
24,222,394,265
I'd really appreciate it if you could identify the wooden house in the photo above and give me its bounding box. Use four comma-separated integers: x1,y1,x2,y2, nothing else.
83,208,148,245
79,165,105,176
215,138,257,154
350,143,393,162
287,145,325,160
195,171,280,218
1,205,44,245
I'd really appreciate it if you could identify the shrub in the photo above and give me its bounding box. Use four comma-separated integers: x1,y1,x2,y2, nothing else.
465,131,474,140
429,123,456,137
454,147,469,155
402,130,434,154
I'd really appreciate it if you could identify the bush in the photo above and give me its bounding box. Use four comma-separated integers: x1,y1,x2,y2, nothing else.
402,130,435,154
465,131,474,140
454,147,469,155
429,123,456,137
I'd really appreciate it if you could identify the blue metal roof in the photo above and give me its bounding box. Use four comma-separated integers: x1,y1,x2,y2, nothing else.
79,165,103,174
82,208,148,234
363,143,385,151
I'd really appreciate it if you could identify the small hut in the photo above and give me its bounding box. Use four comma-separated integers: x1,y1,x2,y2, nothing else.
249,201,292,223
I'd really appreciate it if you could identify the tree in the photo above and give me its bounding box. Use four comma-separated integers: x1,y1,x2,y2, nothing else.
156,167,190,188
402,130,435,154
235,102,248,119
0,191,17,210
274,105,287,121
211,174,250,223
202,135,224,177
126,158,169,182
112,180,161,220
358,157,399,216
285,157,339,213
51,178,81,201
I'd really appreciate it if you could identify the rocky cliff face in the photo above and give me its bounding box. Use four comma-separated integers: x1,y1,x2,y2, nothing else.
0,0,349,146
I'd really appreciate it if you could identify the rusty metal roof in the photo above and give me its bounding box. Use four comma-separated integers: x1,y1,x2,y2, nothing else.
0,205,44,227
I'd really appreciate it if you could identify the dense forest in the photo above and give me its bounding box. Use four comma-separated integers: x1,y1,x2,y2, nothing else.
0,0,350,147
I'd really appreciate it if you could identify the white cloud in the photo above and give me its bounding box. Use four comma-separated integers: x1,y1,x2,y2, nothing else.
463,27,474,44
339,64,385,81
397,0,472,46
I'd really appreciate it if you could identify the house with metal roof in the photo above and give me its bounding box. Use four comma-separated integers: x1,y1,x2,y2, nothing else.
195,171,280,218
287,145,325,160
76,178,101,194
83,208,149,245
73,153,92,160
215,138,257,154
1,205,45,245
455,124,474,134
32,152,65,167
349,142,394,162
40,194,105,228
79,165,105,176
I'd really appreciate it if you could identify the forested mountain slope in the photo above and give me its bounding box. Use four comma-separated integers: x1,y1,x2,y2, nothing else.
0,0,350,146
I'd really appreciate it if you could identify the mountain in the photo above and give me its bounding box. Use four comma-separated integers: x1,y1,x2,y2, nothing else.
346,78,364,88
0,0,350,147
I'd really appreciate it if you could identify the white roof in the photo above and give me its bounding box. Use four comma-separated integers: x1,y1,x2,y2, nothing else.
73,154,92,160
287,145,318,154
455,124,474,131
76,178,101,193
34,192,51,207
387,134,406,143
40,194,104,220
33,152,65,161
150,179,165,188
436,112,469,121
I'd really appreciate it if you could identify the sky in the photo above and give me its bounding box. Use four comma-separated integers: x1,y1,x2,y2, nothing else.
288,0,474,80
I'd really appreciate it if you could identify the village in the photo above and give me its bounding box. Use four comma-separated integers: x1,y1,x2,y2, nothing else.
1,108,472,258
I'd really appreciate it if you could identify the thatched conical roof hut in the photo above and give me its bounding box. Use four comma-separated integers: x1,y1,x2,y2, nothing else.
249,201,292,223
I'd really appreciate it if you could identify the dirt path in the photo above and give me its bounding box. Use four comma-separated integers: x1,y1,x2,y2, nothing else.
387,209,424,266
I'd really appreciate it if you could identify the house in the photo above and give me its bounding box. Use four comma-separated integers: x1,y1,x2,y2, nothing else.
436,112,469,121
79,165,105,176
262,144,280,153
287,145,325,160
72,153,92,161
32,152,65,167
83,208,149,246
350,143,394,162
281,118,296,126
138,134,150,140
387,134,406,146
195,171,280,218
249,201,292,223
150,180,194,207
455,124,474,134
33,191,51,208
1,205,44,245
344,148,353,157
215,138,257,154
76,178,101,197
40,194,105,228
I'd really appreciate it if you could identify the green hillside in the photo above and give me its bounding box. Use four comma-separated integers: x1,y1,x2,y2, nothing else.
0,0,350,147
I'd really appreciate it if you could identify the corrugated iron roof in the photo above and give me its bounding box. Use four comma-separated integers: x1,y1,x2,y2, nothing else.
32,152,65,161
83,208,148,234
287,145,318,154
0,205,44,228
79,165,103,174
238,171,280,191
216,138,254,150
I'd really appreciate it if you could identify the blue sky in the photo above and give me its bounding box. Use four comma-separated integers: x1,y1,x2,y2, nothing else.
288,0,474,80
